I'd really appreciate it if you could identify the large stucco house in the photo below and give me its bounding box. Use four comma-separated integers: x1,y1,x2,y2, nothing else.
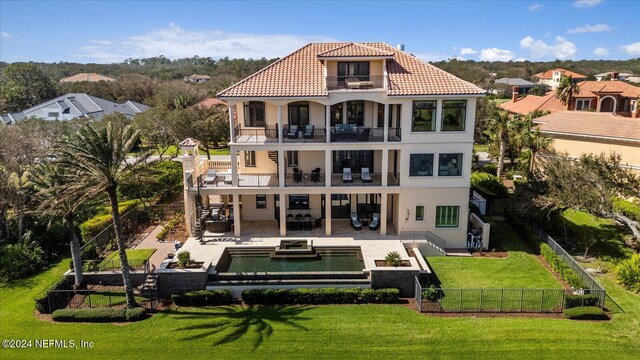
178,42,486,250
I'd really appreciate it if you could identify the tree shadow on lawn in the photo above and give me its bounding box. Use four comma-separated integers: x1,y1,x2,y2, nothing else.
563,222,632,260
170,306,313,350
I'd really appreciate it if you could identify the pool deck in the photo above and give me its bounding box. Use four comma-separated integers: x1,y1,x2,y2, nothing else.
173,235,420,274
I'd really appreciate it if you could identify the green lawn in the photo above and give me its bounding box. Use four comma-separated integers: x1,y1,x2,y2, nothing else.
1,258,639,359
473,144,489,153
427,222,562,289
98,249,156,270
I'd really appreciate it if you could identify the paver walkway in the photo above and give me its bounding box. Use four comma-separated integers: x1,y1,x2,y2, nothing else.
134,223,180,270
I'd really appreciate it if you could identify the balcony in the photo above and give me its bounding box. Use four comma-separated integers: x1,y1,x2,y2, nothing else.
198,173,278,188
282,125,326,143
329,126,401,142
326,75,386,91
233,127,277,143
285,170,326,186
331,172,400,186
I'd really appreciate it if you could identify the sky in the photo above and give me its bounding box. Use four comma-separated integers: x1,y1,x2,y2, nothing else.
1,0,639,64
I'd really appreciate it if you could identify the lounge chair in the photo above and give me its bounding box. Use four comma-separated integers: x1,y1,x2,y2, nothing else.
202,169,217,185
304,125,314,139
287,125,298,139
350,212,362,230
361,168,371,183
343,168,352,183
310,167,321,182
357,127,370,141
369,213,380,230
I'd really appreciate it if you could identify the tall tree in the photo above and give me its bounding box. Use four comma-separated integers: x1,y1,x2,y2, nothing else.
56,122,148,308
0,63,56,112
485,110,520,178
556,75,579,107
526,127,553,172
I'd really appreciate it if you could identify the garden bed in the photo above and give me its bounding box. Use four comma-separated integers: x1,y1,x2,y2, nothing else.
374,260,412,267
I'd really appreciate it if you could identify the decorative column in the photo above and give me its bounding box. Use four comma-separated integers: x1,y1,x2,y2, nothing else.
230,150,238,187
380,193,388,235
278,149,285,188
228,105,236,142
383,104,389,142
325,149,332,187
342,101,347,124
277,105,283,143
279,192,287,236
325,105,331,143
325,192,332,236
233,194,241,237
381,149,389,186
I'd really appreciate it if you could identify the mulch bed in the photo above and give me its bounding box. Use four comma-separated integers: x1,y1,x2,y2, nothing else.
469,247,509,258
166,261,205,269
374,260,412,267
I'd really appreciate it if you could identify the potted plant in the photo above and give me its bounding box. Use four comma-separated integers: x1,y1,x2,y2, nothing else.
177,251,192,268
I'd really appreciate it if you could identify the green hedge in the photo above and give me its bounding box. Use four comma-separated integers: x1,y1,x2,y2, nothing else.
564,294,600,308
470,172,508,199
171,290,233,306
615,254,640,293
563,306,608,320
242,288,399,305
79,199,142,242
51,307,147,322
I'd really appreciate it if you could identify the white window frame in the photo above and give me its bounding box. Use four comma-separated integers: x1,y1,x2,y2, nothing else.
415,205,425,221
435,205,460,228
575,99,591,111
245,151,256,167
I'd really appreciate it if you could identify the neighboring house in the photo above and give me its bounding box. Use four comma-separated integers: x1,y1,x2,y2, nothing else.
498,89,566,116
179,42,486,250
1,93,148,124
493,78,538,94
59,73,116,82
185,74,211,83
595,72,634,81
625,76,640,84
534,68,587,90
534,111,640,173
188,97,227,110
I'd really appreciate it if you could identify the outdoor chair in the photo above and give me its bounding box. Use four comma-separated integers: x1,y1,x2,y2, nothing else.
350,212,362,230
293,168,303,183
201,169,217,185
357,127,370,141
304,125,314,139
287,125,298,139
310,168,321,182
360,168,371,183
343,168,352,183
369,213,380,230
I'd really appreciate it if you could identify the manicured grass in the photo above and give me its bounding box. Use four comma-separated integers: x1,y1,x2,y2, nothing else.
427,222,562,289
98,249,156,270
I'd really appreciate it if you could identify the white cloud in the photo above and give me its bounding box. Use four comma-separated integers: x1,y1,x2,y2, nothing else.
520,35,578,59
74,22,337,63
1,32,12,39
567,24,611,34
572,0,602,8
460,47,478,55
620,42,640,56
593,47,609,56
528,4,543,11
479,48,516,61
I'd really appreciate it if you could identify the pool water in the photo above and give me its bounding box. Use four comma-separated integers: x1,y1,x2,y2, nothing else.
217,249,364,273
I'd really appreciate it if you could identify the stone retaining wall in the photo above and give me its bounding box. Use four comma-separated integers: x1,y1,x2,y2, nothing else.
370,269,420,297
156,270,207,296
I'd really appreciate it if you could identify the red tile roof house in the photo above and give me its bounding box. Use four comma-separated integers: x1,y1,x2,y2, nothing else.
534,68,587,91
176,42,489,260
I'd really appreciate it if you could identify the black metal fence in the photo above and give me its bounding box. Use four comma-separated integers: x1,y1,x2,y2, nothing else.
46,289,158,313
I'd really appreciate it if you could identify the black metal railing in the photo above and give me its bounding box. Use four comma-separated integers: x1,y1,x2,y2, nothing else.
282,125,326,143
233,126,278,143
285,172,326,186
328,126,401,142
236,173,278,187
326,75,386,90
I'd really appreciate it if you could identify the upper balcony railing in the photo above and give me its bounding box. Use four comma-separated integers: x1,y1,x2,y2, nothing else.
326,75,386,91
329,126,401,142
234,126,278,143
282,125,326,143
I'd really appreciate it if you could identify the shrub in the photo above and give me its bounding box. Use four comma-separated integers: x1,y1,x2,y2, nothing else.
563,306,608,320
421,285,438,302
471,171,507,199
176,251,192,268
171,290,233,306
35,295,49,313
119,161,183,202
564,294,600,308
79,200,142,241
615,254,640,293
477,163,497,176
157,215,183,241
242,288,399,305
384,251,402,266
612,197,640,223
0,243,46,280
51,308,146,322
541,243,585,289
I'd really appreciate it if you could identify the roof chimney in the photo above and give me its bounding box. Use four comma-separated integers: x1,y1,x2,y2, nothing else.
512,86,520,103
397,44,405,51
611,72,619,81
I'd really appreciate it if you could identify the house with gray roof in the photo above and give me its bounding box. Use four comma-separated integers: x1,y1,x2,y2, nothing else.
1,93,148,124
493,78,539,94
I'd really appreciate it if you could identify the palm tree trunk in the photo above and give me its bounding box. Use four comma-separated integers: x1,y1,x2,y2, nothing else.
106,187,137,309
529,150,537,172
67,214,84,288
497,130,507,178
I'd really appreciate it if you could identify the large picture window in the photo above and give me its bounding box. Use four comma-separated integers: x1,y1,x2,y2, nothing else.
575,99,591,111
412,101,436,132
409,154,434,176
436,206,459,228
288,101,309,127
244,101,265,127
338,62,370,78
245,151,256,167
438,153,462,176
415,206,425,221
289,194,309,210
441,100,466,131
256,195,267,209
331,103,344,126
287,150,298,167
346,101,364,126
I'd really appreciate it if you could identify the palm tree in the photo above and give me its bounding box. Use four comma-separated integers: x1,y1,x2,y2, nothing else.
56,122,147,308
486,110,520,178
556,75,579,107
527,127,553,172
30,162,96,288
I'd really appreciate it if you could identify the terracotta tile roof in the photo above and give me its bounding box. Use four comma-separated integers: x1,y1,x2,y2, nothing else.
317,42,394,57
498,91,566,115
534,111,640,141
59,73,115,83
189,98,227,109
575,80,640,98
179,138,200,147
218,42,485,98
535,68,587,80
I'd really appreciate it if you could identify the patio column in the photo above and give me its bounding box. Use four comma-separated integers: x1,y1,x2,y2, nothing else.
279,193,287,236
380,193,388,235
325,149,332,187
230,150,239,187
228,105,236,142
381,149,389,186
277,105,283,143
325,192,332,236
325,105,331,143
233,194,241,237
383,104,389,142
278,149,285,188
342,101,347,124
183,177,194,235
